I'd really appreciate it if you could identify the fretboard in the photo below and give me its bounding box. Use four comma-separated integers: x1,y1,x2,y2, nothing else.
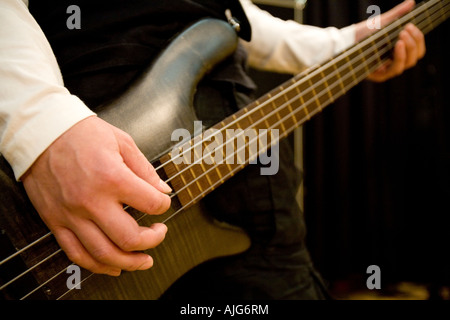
162,0,449,209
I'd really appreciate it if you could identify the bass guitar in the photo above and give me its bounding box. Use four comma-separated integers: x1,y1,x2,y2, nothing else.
1,0,448,299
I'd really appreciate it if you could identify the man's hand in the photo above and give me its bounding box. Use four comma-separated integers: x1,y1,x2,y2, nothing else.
355,0,426,82
22,116,172,276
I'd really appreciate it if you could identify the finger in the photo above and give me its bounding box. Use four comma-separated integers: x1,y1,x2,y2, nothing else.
114,128,172,194
406,23,426,59
389,40,408,76
72,218,156,272
54,226,122,276
92,203,168,252
380,0,415,27
368,40,407,82
116,165,171,215
399,28,418,68
367,63,390,82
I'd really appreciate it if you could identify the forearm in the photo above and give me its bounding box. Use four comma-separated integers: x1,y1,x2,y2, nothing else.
240,0,356,74
0,0,95,180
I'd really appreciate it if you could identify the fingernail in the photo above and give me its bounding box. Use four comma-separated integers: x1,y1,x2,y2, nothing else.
139,255,154,270
159,179,172,193
108,269,122,277
158,223,168,235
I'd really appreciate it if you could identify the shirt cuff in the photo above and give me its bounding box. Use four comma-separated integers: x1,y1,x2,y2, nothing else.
2,94,95,180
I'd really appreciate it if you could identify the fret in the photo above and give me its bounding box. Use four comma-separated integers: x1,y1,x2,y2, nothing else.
347,49,367,80
286,102,299,127
284,79,300,102
306,76,325,113
190,140,206,194
154,0,448,212
195,138,216,190
240,127,258,166
424,4,436,30
230,115,245,167
290,80,310,125
194,172,212,196
370,39,383,68
236,113,253,132
344,55,358,84
255,100,271,130
381,29,394,52
283,82,300,126
320,70,335,103
357,47,371,74
278,96,297,134
161,161,194,207
292,107,308,127
201,164,214,191
213,154,230,183
179,164,202,199
263,93,283,131
204,164,221,190
333,56,354,91
438,1,447,21
273,86,287,134
327,64,346,100
298,79,317,116
332,63,346,94
257,129,269,159
293,81,310,120
297,104,311,121
241,100,258,128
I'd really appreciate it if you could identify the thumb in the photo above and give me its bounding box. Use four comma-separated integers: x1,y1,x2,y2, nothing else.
112,126,172,194
380,0,415,27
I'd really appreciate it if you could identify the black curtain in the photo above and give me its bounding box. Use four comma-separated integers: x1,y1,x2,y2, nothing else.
301,0,450,293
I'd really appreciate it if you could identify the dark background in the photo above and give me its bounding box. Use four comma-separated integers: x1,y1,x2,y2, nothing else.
250,0,450,297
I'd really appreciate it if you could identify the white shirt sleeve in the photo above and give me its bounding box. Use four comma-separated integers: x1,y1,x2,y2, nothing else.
240,0,356,74
0,0,96,180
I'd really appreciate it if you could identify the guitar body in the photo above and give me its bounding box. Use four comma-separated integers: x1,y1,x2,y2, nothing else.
2,0,448,299
0,19,251,300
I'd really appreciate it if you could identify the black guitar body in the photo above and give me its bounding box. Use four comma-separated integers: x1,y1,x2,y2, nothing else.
0,19,251,300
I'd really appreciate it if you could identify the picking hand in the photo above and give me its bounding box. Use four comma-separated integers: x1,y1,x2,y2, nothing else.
22,116,172,276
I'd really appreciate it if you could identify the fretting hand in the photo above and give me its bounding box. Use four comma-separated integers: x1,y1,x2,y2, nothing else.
22,116,172,276
355,0,426,82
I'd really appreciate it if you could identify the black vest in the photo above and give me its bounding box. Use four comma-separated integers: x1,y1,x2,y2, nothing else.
29,0,252,107
29,1,306,250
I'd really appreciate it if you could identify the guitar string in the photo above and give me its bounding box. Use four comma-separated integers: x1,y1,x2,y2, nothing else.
0,249,62,292
162,1,446,201
55,6,447,301
152,0,443,191
0,1,445,297
54,5,447,300
6,3,448,297
50,4,450,301
0,0,442,296
0,0,441,272
30,8,450,301
152,0,442,175
19,8,449,300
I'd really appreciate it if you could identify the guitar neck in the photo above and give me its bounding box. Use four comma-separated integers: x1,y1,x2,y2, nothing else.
162,0,449,209
251,0,449,136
